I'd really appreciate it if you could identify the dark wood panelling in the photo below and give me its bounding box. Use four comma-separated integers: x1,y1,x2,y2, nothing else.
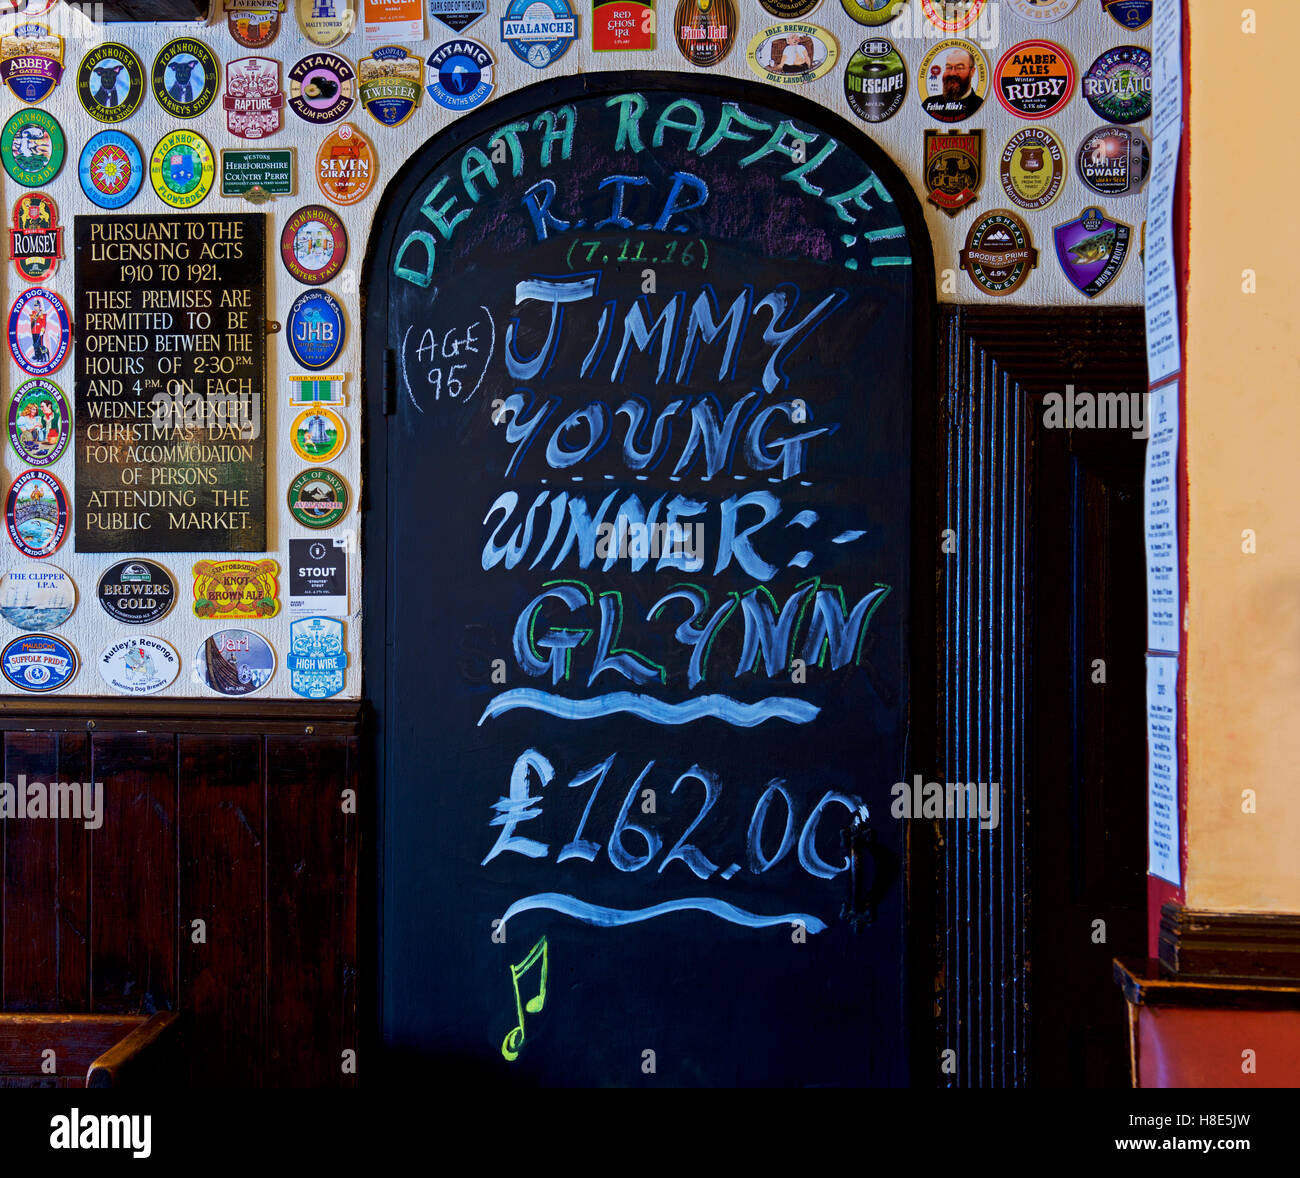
1160,905,1300,983
57,735,92,1011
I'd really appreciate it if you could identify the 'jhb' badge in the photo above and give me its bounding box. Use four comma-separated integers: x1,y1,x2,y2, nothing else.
9,193,63,283
1054,206,1131,298
287,616,348,698
924,129,982,217
224,56,285,139
0,23,64,103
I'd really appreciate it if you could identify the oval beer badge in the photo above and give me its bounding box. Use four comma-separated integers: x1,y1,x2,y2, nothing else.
918,39,987,122
316,122,376,205
290,406,347,463
152,38,219,119
150,129,215,209
759,0,819,18
358,46,423,126
288,467,350,529
0,564,75,631
0,22,64,103
501,0,578,69
995,40,1073,119
8,288,70,378
1077,125,1150,197
281,205,348,285
195,629,276,697
999,126,1066,210
1,632,77,693
1005,0,1078,20
426,39,495,112
839,0,906,23
6,468,68,559
98,635,180,696
843,38,906,123
79,130,145,209
9,192,64,282
746,24,838,85
920,0,987,32
672,0,737,67
97,559,177,624
2,109,65,187
8,377,69,465
288,289,346,369
77,42,144,122
959,209,1038,296
298,0,356,47
288,53,356,124
1054,205,1131,298
1082,45,1151,125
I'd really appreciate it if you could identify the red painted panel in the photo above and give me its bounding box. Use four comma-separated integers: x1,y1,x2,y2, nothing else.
1137,1007,1300,1087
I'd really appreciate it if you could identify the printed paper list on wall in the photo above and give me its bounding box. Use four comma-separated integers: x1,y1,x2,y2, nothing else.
1144,380,1179,653
1146,654,1179,885
1144,0,1182,385
73,213,268,552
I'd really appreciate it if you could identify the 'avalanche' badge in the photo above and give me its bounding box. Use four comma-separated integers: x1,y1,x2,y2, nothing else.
844,38,907,123
1077,125,1150,197
960,209,1038,296
672,0,737,67
152,38,219,119
281,205,348,285
224,56,285,139
288,466,350,528
1005,0,1078,20
0,23,64,103
288,52,356,124
8,376,69,466
287,616,347,698
0,564,75,631
192,559,281,619
226,1,287,48
298,0,355,45
1082,45,1151,125
290,406,347,463
501,0,578,69
6,468,68,559
1,633,77,693
920,0,988,32
1054,206,1131,298
316,122,376,205
425,39,495,111
98,635,180,696
918,39,988,122
359,45,423,125
289,372,347,405
839,0,906,24
8,288,70,378
430,0,487,32
195,629,276,696
9,192,63,282
746,24,838,85
999,125,1065,210
995,40,1073,120
925,129,982,218
2,109,65,188
97,559,177,624
79,130,145,210
150,130,215,209
1100,0,1151,30
288,289,346,369
76,42,144,121
594,0,654,51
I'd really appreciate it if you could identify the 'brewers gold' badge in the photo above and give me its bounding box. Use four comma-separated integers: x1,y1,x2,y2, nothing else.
917,39,987,122
150,130,215,209
960,209,1038,296
925,129,982,218
999,126,1065,211
672,0,737,67
152,38,219,119
298,0,356,47
1054,206,1130,298
8,192,63,283
77,42,145,122
843,38,906,123
995,40,1073,120
192,559,281,620
746,24,838,85
0,23,64,103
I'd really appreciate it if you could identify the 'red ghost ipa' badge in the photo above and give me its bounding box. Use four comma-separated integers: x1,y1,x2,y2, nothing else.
8,192,63,282
924,129,982,217
594,0,654,50
224,56,284,139
673,0,737,67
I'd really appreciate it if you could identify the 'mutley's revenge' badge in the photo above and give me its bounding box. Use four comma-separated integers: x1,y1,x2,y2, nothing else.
98,635,180,696
960,209,1038,296
924,129,982,217
1054,205,1131,298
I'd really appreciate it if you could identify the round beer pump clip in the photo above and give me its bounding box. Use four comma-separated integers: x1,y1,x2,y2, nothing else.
281,205,348,286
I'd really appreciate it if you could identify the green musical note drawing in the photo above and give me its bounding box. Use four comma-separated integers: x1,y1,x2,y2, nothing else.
501,936,549,1061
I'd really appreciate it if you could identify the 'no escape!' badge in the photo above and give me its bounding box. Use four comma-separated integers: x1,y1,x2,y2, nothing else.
8,287,70,377
501,0,578,69
1054,206,1131,298
1,632,77,693
844,38,907,123
6,468,68,559
425,39,495,111
0,23,64,103
8,192,63,282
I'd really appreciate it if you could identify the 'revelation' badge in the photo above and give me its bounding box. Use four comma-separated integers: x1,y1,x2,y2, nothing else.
0,23,64,103
289,372,347,406
8,287,70,378
6,468,68,559
0,564,75,631
8,376,69,466
150,129,216,209
1054,205,1131,298
502,0,578,68
594,0,654,50
192,559,281,620
77,42,145,121
430,0,487,32
290,405,347,463
195,629,276,696
288,289,347,369
1082,45,1151,125
839,0,906,23
79,130,145,210
98,635,180,696
97,560,177,625
1100,0,1150,30
298,0,356,46
672,0,736,67
152,38,219,119
288,466,350,528
225,1,287,48
1077,125,1150,197
995,39,1073,120
1005,0,1078,20
287,616,348,698
918,38,988,122
960,209,1038,296
8,192,63,283
224,56,285,139
999,125,1065,210
1,632,78,693
288,52,356,123
746,24,838,86
924,129,982,217
315,122,376,205
281,204,348,285
2,109,65,188
425,39,494,111
359,45,422,125
843,38,906,123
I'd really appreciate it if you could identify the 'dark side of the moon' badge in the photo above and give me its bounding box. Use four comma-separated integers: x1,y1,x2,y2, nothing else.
150,129,215,209
960,208,1038,296
995,39,1074,120
288,290,346,369
6,468,68,559
192,559,281,619
224,56,285,139
8,376,69,466
1082,45,1151,125
8,287,70,378
290,405,347,463
288,52,356,123
843,38,906,122
287,616,348,698
98,635,180,696
918,38,987,123
672,0,737,67
999,125,1065,210
747,24,838,85
195,629,276,696
425,39,495,111
281,204,348,285
316,122,376,205
430,0,487,32
288,466,350,528
8,192,63,282
2,109,65,188
152,38,219,119
925,129,982,218
501,0,578,69
1,632,77,693
0,564,74,631
0,23,64,103
298,0,356,47
1077,124,1150,197
97,559,177,624
1054,205,1131,298
77,42,144,121
79,130,145,210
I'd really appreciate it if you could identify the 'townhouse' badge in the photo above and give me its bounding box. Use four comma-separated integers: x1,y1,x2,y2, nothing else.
77,42,144,121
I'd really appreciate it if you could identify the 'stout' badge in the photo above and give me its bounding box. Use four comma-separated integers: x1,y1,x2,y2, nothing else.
425,39,494,110
999,126,1065,211
1054,206,1131,298
672,0,737,67
995,40,1074,119
746,24,838,85
960,209,1038,296
358,45,423,125
192,559,281,619
918,39,988,122
8,288,70,378
226,1,287,47
501,0,578,68
0,23,64,103
281,205,348,285
152,38,219,119
298,0,355,46
1005,0,1078,20
195,629,276,697
1,633,77,693
0,564,75,631
98,636,180,696
316,122,376,205
79,130,145,209
6,468,68,559
288,466,350,528
288,53,356,123
97,560,177,625
76,42,144,121
1100,0,1151,30
844,38,906,123
288,289,347,369
224,56,285,139
1077,125,1150,197
290,406,347,463
430,0,487,32
925,129,982,217
8,376,69,466
150,130,215,209
2,109,65,188
839,0,906,23
287,616,348,698
1082,45,1151,125
9,192,63,282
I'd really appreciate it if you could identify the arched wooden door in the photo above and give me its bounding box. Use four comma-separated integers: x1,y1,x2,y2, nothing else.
363,74,935,1086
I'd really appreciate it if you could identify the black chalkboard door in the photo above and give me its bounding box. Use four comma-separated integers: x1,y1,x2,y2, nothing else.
364,74,934,1086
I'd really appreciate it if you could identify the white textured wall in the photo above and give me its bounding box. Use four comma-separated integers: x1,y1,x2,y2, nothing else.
0,0,1149,699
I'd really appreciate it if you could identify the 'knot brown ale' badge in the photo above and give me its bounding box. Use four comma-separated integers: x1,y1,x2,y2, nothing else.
960,209,1038,296
672,0,737,67
999,126,1065,210
924,129,982,217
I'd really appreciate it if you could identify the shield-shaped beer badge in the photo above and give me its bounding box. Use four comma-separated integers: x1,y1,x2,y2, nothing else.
925,129,982,217
287,616,347,698
224,57,284,139
1054,206,1131,298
